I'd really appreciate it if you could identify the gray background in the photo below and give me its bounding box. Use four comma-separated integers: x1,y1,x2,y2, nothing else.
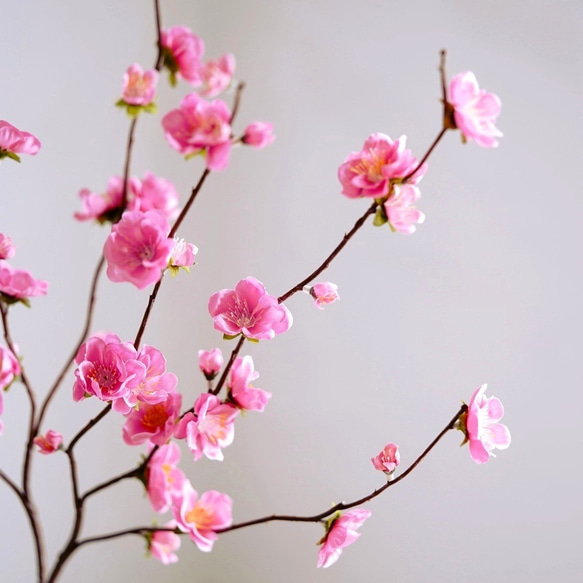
1,0,582,581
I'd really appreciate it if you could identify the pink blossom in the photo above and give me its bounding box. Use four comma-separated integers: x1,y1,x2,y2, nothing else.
162,92,232,171
147,442,186,513
73,333,137,403
160,26,205,86
228,355,271,412
449,72,502,148
172,481,232,552
464,384,511,464
338,133,425,199
149,522,181,565
200,53,236,97
198,348,223,380
242,122,275,149
33,429,63,455
371,443,400,475
128,172,180,221
309,282,340,309
0,234,15,260
0,120,41,160
169,238,198,270
0,261,48,301
104,210,174,289
383,184,425,234
114,344,178,414
0,344,20,391
208,276,293,340
317,509,372,568
74,176,129,223
175,393,238,461
121,63,158,106
122,392,182,446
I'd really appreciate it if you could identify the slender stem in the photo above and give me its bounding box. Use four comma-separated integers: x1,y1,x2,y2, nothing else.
229,82,246,124
133,279,163,349
37,255,105,433
401,127,447,184
439,49,448,106
67,404,111,452
76,526,177,549
120,118,138,210
153,0,164,70
211,335,246,395
168,168,211,238
278,201,378,303
219,404,467,533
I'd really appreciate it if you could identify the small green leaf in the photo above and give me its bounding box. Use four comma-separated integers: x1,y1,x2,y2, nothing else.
373,207,388,227
223,333,241,341
0,150,21,163
246,337,259,344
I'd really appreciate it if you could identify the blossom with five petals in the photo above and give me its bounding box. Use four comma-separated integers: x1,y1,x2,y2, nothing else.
172,481,233,552
317,508,371,568
160,26,205,86
0,261,48,301
200,53,236,97
228,355,271,412
338,133,425,199
462,384,511,463
383,184,425,234
208,277,292,340
147,442,186,513
121,63,158,106
449,72,502,148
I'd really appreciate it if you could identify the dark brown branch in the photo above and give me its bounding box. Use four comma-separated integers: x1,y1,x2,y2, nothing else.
278,201,378,303
153,0,164,70
37,255,105,434
211,335,246,395
219,404,467,533
76,526,177,549
401,127,448,184
229,82,246,124
67,404,111,452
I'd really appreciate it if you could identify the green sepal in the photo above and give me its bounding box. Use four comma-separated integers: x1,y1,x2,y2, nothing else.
223,333,241,341
0,292,30,307
373,206,388,227
115,100,158,118
185,150,205,161
167,265,180,278
0,150,21,162
246,337,259,344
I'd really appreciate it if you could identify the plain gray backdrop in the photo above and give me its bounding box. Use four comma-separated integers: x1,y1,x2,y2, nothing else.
1,0,582,581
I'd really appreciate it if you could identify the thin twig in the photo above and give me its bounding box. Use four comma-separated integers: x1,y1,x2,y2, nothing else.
67,404,112,452
211,335,246,395
153,0,164,70
278,201,378,303
219,404,467,533
401,127,447,184
37,255,105,433
76,526,177,549
229,82,246,124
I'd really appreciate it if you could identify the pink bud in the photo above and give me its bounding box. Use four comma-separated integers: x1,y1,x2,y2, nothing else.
198,348,223,379
309,282,340,309
0,234,15,260
243,122,275,149
33,430,63,455
371,442,400,475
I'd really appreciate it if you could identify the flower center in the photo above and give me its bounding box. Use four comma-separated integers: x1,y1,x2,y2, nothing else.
185,503,214,528
225,296,257,329
141,404,168,430
352,149,385,182
87,363,118,390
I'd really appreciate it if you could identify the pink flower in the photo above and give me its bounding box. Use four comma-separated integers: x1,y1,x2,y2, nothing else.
73,333,137,403
169,238,198,270
208,276,293,341
149,522,181,565
200,53,236,97
121,63,158,106
371,443,400,475
0,234,15,260
309,282,340,309
1,344,20,391
383,184,425,234
33,430,63,455
172,481,232,552
123,392,182,446
0,120,41,161
160,26,205,86
242,122,275,149
74,176,128,223
175,393,238,461
113,344,178,414
162,92,232,171
0,261,48,301
463,384,511,464
198,348,223,380
128,172,180,221
226,356,265,410
317,508,371,568
104,210,174,289
338,133,425,199
449,72,502,148
228,356,271,412
147,442,186,513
